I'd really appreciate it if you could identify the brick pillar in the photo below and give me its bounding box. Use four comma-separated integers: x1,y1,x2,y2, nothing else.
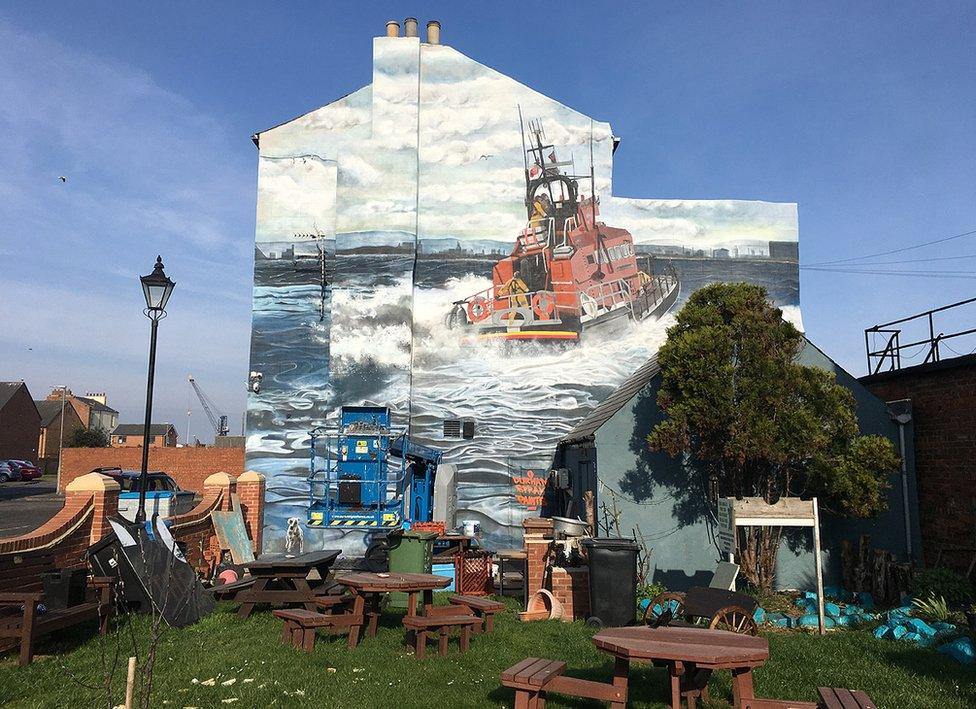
523,517,554,601
237,470,265,554
65,472,120,544
203,472,235,512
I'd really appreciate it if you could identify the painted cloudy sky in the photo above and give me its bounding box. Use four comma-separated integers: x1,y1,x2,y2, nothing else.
256,38,796,252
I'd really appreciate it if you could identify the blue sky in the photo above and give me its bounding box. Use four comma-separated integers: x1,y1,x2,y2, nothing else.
1,2,974,441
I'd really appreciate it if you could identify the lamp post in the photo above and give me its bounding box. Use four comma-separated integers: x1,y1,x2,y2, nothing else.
54,385,67,491
136,256,175,523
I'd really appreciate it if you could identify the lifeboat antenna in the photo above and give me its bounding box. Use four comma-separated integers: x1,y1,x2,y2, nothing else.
590,120,604,280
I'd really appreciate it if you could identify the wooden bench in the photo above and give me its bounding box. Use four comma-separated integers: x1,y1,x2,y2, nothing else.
0,576,114,667
210,576,255,601
742,687,876,709
402,614,478,659
817,687,877,708
501,657,628,708
449,595,505,633
272,603,364,652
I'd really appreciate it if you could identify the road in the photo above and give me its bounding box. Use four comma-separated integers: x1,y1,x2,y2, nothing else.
0,478,64,537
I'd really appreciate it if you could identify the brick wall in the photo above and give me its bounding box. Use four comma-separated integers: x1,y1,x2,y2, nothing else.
60,446,244,493
0,471,266,591
861,354,976,570
0,383,41,462
522,517,591,622
0,474,117,592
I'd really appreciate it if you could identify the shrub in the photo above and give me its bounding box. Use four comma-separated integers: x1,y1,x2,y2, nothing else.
912,594,950,622
912,567,973,606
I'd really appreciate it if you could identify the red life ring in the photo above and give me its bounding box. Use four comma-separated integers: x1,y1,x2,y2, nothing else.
532,292,555,319
467,297,491,322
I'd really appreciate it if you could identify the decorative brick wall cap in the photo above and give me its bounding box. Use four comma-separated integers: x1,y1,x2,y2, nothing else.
65,472,120,493
237,470,265,484
203,472,235,487
523,517,554,531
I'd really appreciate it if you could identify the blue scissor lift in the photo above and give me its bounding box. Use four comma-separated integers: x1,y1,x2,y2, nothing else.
307,406,442,529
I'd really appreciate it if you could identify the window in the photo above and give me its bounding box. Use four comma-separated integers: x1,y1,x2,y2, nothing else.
117,435,126,444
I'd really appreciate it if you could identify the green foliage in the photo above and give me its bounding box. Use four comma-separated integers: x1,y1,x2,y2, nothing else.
637,582,665,602
647,282,899,515
66,427,110,448
913,567,974,606
912,594,951,622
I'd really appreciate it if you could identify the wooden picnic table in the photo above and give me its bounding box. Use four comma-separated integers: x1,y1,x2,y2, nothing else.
592,626,769,709
335,571,450,637
235,550,341,619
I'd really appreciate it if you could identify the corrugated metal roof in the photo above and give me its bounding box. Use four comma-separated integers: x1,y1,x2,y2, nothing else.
560,355,660,443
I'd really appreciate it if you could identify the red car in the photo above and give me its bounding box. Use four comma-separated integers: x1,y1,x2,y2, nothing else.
11,460,42,481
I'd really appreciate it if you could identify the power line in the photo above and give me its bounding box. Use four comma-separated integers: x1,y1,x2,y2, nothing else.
801,265,976,280
804,227,976,267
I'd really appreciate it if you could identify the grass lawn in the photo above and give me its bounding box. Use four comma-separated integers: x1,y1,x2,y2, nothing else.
1,596,974,708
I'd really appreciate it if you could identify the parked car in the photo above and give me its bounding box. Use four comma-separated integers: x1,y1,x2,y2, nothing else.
10,460,42,481
0,461,22,483
89,467,197,521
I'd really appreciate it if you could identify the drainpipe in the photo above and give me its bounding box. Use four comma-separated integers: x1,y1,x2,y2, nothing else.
888,399,913,560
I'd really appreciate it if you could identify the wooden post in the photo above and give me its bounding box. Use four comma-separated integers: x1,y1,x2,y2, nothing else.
125,656,137,709
812,498,826,635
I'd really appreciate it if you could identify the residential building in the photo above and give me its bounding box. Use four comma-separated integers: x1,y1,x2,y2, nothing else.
0,381,41,462
45,388,120,433
110,423,178,448
35,399,86,471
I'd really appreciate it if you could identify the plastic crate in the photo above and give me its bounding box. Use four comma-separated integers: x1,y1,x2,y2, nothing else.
410,521,446,535
454,550,493,596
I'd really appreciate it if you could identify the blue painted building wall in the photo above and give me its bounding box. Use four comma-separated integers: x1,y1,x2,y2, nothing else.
584,338,921,591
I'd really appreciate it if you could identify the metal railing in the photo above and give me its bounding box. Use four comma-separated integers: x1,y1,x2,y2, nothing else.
865,296,976,374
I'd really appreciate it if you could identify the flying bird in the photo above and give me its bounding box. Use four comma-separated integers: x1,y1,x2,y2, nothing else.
479,154,492,160
58,176,67,182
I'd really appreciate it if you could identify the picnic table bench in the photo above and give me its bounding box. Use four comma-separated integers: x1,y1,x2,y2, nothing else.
448,594,505,633
0,575,114,667
273,597,363,652
402,613,478,658
501,657,627,708
743,687,877,709
235,550,340,618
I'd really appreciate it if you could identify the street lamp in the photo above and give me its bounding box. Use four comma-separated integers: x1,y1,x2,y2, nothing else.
136,256,175,523
53,385,67,491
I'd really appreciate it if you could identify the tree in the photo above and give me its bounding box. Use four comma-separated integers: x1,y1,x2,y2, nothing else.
67,427,110,448
647,283,900,589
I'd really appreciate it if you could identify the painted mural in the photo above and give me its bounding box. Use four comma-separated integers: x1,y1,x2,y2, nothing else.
246,35,800,554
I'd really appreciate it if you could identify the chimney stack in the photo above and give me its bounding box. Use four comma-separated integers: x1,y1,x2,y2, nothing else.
403,17,419,38
426,20,441,45
385,20,400,38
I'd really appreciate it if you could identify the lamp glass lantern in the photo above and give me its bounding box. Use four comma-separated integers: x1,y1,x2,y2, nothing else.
140,256,176,313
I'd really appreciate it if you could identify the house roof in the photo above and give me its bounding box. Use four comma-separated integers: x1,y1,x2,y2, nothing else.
35,400,69,427
560,355,661,444
0,382,25,411
74,396,119,414
112,423,176,437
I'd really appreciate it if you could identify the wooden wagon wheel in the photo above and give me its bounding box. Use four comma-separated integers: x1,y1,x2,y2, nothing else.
643,591,686,626
708,605,759,636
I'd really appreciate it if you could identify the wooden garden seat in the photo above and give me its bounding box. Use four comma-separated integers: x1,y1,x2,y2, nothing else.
272,605,363,652
0,576,114,667
817,687,877,709
449,594,505,633
210,576,255,600
401,614,478,658
741,687,875,709
501,657,627,708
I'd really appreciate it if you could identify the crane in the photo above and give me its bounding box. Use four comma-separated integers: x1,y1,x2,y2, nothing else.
188,375,230,437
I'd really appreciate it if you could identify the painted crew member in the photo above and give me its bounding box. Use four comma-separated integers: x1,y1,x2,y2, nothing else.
498,270,530,321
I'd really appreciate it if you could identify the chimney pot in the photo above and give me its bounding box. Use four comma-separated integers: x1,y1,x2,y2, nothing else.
403,17,419,38
385,20,400,38
426,20,441,45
